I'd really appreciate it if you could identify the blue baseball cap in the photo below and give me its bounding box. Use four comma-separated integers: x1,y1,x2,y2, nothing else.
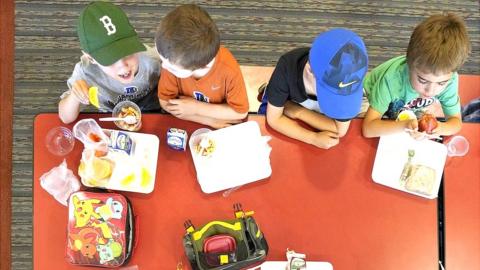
309,28,368,120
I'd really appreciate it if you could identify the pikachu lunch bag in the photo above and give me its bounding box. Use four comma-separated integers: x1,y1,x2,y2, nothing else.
66,191,134,267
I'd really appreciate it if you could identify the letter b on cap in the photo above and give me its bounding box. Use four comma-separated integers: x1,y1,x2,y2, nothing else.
99,15,116,35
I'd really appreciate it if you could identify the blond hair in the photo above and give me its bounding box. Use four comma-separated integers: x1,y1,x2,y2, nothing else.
155,4,220,70
407,13,471,74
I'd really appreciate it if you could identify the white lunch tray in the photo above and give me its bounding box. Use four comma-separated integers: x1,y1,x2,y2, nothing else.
82,129,159,193
372,132,447,199
189,121,272,193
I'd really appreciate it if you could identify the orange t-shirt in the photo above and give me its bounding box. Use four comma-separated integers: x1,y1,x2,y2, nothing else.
157,46,249,113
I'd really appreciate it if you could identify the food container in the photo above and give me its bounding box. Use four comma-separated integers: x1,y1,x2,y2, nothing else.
372,132,447,199
78,129,159,194
189,121,272,194
167,128,188,151
112,101,142,131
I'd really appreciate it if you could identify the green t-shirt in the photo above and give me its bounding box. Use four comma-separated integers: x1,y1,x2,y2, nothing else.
363,56,460,119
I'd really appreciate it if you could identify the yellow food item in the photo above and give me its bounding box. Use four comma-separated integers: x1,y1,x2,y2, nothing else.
78,158,112,187
140,167,151,187
86,178,99,187
397,110,416,121
121,173,135,186
91,158,112,180
116,106,141,130
195,137,216,157
88,87,100,108
78,162,85,174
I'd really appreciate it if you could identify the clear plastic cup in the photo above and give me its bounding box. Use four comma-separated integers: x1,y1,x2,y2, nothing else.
446,135,469,157
189,128,212,151
191,128,212,138
45,127,75,156
112,101,142,131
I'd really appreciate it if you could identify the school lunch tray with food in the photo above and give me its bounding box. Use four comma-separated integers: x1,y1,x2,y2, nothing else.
371,132,447,199
189,121,272,194
78,129,159,193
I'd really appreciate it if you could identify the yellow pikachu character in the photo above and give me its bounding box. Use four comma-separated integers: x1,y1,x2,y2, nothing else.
72,195,101,228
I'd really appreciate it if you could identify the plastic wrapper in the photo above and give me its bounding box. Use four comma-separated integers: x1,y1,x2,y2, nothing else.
40,159,81,206
73,118,109,156
78,148,115,188
73,119,114,188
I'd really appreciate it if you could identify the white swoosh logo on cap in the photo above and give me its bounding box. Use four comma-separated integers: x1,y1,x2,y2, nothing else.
338,80,358,88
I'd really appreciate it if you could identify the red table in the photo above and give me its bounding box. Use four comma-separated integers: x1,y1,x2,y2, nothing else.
458,74,480,106
444,123,480,270
34,113,439,269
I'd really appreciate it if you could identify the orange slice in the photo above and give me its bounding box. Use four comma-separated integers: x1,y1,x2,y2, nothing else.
140,167,151,188
88,86,100,108
121,173,135,186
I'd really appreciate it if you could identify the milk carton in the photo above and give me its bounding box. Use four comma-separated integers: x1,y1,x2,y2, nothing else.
167,128,188,151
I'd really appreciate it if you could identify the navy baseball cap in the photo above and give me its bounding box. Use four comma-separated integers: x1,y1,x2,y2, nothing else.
309,28,368,120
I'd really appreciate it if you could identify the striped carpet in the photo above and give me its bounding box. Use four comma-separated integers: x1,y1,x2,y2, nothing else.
14,1,479,269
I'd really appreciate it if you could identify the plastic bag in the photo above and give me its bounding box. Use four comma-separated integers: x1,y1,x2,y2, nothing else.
40,159,81,206
72,118,109,156
77,148,114,188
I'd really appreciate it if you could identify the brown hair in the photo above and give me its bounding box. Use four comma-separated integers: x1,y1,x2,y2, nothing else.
155,4,220,70
407,13,471,74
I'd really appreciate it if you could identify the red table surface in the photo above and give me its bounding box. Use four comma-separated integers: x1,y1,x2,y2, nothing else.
33,113,438,269
444,123,480,270
458,74,480,106
424,75,479,118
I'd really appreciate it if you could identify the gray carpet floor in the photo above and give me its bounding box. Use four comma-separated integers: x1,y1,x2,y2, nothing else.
14,1,479,269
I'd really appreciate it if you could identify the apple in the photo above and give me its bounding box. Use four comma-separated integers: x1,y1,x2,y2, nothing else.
418,113,438,134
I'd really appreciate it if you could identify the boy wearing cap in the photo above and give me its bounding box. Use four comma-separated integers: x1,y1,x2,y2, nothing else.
59,1,161,124
362,13,471,138
155,4,249,129
259,29,368,149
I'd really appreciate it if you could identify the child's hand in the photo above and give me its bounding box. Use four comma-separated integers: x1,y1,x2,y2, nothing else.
310,131,339,149
71,80,90,105
430,121,443,136
405,118,441,140
404,119,426,140
407,130,429,141
166,96,198,117
405,118,419,131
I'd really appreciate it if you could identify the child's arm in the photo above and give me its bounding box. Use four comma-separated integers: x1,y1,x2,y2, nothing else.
164,96,247,120
180,114,243,129
159,98,244,129
283,101,351,137
432,113,462,136
58,80,90,124
266,103,340,149
362,106,418,138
